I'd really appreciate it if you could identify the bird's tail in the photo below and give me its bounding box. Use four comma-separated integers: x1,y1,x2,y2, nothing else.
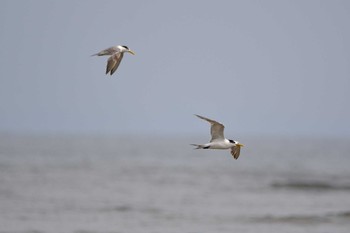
190,144,209,149
91,50,110,56
91,52,101,56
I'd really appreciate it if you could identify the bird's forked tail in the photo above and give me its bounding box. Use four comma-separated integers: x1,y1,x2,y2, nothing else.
190,144,209,149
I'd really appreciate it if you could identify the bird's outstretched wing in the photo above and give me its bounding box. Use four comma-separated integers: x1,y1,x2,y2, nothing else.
230,146,241,160
106,52,124,75
92,46,119,56
195,114,225,142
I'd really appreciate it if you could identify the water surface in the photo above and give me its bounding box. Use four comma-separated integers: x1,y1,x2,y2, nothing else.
0,134,349,233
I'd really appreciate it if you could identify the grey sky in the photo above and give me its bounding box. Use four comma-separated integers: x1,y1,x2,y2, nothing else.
0,0,349,137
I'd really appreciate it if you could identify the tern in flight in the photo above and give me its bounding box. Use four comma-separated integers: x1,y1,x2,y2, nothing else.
92,45,135,75
191,114,244,159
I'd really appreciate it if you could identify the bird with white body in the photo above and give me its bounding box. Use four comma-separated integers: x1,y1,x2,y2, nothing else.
92,45,135,75
191,114,244,159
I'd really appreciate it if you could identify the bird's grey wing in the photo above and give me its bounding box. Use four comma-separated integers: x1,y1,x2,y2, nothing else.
195,115,225,142
106,52,123,75
230,146,241,160
93,46,119,56
210,123,225,142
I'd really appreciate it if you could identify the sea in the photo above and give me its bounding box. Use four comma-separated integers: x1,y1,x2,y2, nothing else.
0,134,349,233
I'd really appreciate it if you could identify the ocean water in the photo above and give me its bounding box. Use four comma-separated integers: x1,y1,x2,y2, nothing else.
0,134,349,233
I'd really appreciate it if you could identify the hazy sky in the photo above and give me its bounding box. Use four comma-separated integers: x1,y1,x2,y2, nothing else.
0,0,349,137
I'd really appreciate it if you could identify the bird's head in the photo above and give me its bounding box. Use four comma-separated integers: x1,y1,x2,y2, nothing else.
119,45,135,55
229,139,244,147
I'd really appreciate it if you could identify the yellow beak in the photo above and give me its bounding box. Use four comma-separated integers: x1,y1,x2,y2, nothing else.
237,143,244,147
128,50,135,55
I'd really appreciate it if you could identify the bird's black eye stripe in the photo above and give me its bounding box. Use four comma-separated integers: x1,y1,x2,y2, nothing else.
229,139,235,143
122,45,129,49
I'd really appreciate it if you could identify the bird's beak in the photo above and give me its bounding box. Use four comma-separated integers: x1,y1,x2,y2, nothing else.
237,143,244,147
128,50,135,55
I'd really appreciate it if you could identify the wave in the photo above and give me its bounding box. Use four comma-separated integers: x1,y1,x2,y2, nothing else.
271,180,350,191
327,211,350,218
98,204,161,214
249,211,350,225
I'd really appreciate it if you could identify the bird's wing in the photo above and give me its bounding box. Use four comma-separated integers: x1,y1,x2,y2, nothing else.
195,115,225,142
93,46,119,56
106,52,124,75
230,146,241,160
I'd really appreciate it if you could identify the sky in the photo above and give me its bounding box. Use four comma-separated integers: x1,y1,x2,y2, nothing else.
0,0,349,137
